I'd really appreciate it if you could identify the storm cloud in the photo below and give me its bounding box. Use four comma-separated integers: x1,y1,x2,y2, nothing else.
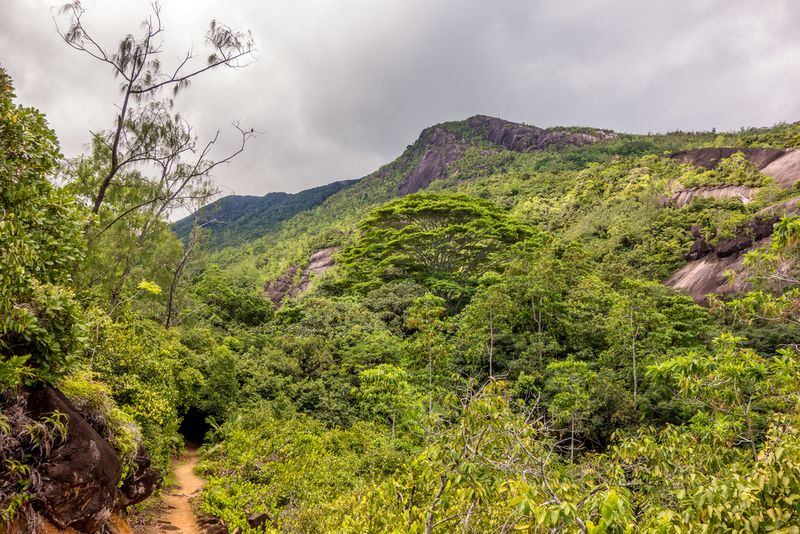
3,0,800,196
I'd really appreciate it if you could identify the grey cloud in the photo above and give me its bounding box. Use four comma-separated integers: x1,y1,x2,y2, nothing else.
2,0,800,197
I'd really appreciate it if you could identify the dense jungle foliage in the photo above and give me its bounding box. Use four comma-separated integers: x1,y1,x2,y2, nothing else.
3,59,800,532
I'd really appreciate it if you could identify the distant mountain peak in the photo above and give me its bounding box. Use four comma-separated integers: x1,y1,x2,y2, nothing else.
398,115,616,194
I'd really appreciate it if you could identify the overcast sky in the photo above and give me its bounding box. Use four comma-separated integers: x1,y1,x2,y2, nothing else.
3,0,800,197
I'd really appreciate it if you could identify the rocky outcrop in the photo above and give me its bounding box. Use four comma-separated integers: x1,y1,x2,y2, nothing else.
264,247,338,306
670,147,800,189
760,149,800,188
664,251,750,304
466,115,616,153
264,265,300,306
398,116,616,195
670,147,785,170
664,147,800,302
118,449,159,509
398,128,466,195
669,185,755,208
26,386,122,533
666,215,787,303
0,386,157,534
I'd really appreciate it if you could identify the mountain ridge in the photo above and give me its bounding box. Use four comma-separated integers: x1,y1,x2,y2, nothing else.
176,115,617,248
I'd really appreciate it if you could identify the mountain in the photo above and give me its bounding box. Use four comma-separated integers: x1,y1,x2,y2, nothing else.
186,117,800,309
176,115,620,248
172,179,358,249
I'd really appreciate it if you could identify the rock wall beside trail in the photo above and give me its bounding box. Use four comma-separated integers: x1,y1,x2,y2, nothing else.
1,386,158,534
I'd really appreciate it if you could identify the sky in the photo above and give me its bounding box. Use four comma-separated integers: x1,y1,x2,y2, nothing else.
2,0,800,197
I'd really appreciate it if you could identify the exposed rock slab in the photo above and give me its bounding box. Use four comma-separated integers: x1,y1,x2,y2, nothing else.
264,247,338,306
398,128,465,195
670,185,755,207
669,147,800,189
664,251,750,304
666,209,797,303
665,147,800,302
670,147,785,170
760,149,800,188
398,115,616,195
467,115,616,152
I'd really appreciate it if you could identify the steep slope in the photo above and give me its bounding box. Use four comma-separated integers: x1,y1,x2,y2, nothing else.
397,115,616,194
172,179,357,249
178,115,617,252
205,116,623,304
193,117,800,307
664,147,800,302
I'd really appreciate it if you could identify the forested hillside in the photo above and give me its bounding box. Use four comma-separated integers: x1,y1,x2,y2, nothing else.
4,53,800,533
172,179,357,250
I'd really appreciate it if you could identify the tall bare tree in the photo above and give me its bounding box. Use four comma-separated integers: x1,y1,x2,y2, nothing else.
57,0,256,219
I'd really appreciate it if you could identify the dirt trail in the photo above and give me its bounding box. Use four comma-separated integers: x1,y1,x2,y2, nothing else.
152,448,204,533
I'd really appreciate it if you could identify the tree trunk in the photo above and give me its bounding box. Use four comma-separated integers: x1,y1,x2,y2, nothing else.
488,309,494,378
570,415,575,463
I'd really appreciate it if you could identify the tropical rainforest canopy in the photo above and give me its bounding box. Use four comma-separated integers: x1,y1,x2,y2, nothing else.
3,11,800,532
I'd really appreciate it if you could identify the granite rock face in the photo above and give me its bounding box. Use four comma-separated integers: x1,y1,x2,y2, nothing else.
1,386,158,533
669,147,785,170
264,247,338,306
669,147,800,189
664,147,800,303
398,127,466,195
669,185,755,208
467,115,616,153
26,386,122,533
397,115,616,195
666,216,784,303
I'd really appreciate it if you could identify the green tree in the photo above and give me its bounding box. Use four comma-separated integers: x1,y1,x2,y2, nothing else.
357,364,419,444
648,333,798,459
57,1,255,216
405,293,450,416
457,282,515,379
0,68,87,387
340,193,532,305
58,2,256,322
544,359,598,462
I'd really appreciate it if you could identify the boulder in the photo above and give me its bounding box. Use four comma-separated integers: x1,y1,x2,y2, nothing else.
247,512,272,529
118,448,160,508
26,386,122,533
